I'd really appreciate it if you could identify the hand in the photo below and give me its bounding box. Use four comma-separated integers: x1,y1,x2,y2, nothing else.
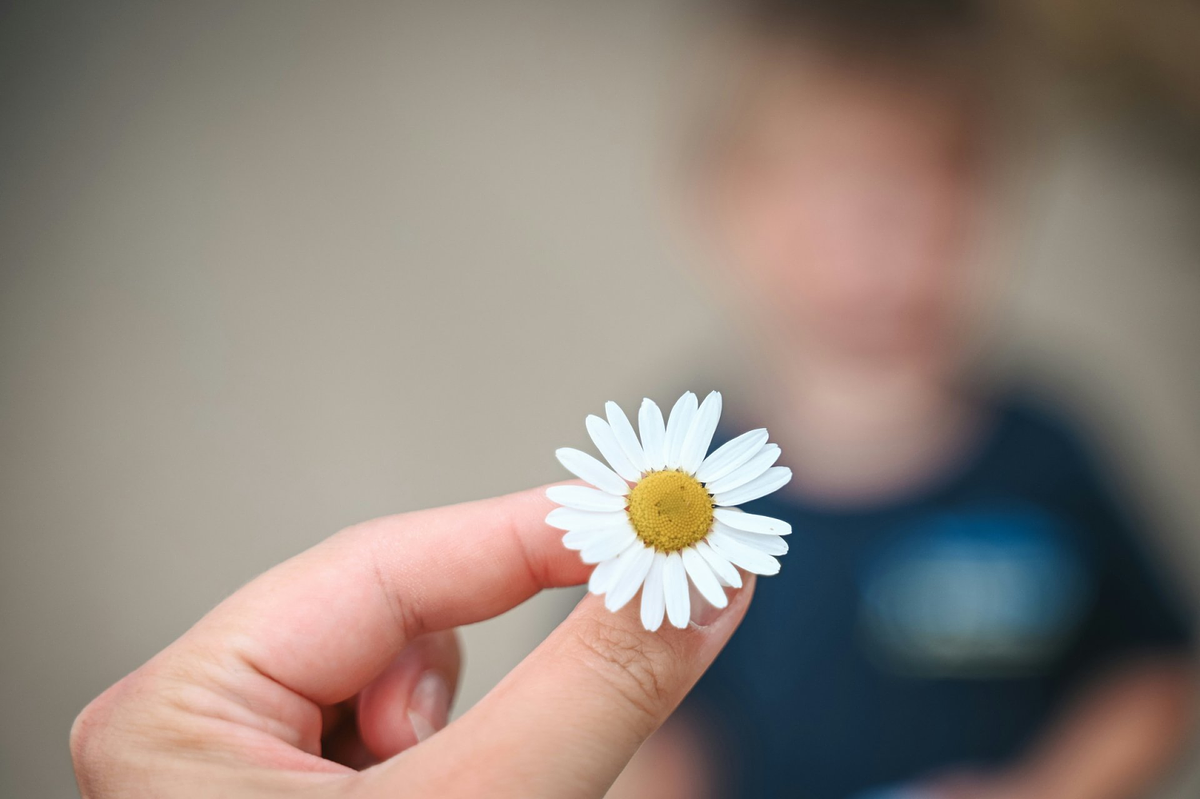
921,768,1048,799
70,486,754,798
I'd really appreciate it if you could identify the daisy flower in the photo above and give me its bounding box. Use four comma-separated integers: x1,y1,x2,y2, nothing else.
547,391,792,631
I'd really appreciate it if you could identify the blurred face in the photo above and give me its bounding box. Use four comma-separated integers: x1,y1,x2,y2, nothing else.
706,60,984,361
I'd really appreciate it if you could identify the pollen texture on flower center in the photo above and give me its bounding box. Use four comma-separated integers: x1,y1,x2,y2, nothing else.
627,470,714,552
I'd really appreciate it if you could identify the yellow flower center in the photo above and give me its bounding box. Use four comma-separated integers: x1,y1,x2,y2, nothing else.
626,470,714,552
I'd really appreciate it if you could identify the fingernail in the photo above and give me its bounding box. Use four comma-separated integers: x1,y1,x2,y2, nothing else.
407,671,450,743
690,585,732,628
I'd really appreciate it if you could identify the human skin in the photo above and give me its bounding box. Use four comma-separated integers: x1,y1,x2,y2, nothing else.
69,485,754,798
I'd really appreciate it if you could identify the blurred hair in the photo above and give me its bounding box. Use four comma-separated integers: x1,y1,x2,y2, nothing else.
718,0,989,65
682,0,1003,170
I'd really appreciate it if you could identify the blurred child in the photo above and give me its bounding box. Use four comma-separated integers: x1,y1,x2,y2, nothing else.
612,2,1196,797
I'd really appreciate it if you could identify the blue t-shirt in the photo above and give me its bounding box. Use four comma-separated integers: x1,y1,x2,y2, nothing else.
685,396,1192,799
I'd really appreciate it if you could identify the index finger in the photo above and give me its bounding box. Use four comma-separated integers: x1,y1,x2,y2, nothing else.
184,486,590,705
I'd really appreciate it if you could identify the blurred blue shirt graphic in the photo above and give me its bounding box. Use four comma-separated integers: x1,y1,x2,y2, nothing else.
858,505,1088,677
687,395,1192,799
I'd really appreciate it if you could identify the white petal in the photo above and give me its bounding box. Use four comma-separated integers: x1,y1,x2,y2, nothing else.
640,552,668,631
606,545,654,612
713,466,792,507
678,391,723,475
712,507,791,535
562,527,604,550
588,553,628,595
638,398,667,471
682,546,728,609
581,525,638,564
663,392,697,469
696,539,742,588
705,444,780,495
546,485,628,512
696,428,769,483
545,508,627,531
563,523,629,551
592,542,643,594
585,415,641,483
606,401,649,474
556,448,629,496
713,522,788,555
708,529,781,575
663,552,691,628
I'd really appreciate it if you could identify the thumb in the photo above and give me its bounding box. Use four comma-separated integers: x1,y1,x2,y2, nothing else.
371,575,755,798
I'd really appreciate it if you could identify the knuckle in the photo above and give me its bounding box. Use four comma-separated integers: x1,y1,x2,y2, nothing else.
70,685,122,789
69,701,97,766
70,668,165,792
355,523,421,645
572,616,676,732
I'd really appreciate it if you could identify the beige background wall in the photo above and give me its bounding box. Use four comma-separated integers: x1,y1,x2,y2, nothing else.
1,2,1197,796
